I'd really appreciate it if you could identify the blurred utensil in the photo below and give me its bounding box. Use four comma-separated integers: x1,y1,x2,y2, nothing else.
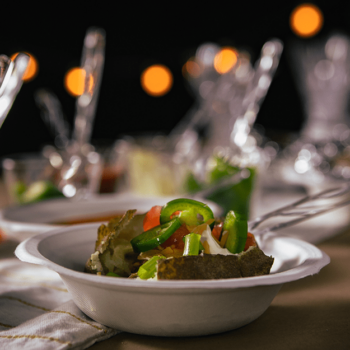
171,53,248,159
0,53,29,128
170,40,282,217
171,39,283,182
170,43,221,139
0,55,14,95
230,39,283,149
34,89,70,149
249,182,350,236
72,27,106,147
58,27,106,200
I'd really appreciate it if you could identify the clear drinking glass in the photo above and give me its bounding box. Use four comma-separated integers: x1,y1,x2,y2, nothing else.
2,153,60,205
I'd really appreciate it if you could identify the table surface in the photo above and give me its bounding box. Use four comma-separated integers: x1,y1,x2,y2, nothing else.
1,183,350,350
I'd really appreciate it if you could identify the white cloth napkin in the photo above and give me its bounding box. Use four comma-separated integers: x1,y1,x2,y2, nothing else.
0,253,121,349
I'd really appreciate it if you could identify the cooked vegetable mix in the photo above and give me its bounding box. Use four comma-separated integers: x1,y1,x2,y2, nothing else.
85,198,274,280
130,218,182,253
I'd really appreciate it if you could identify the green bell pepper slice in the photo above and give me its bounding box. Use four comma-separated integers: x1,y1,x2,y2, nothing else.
160,198,214,226
183,233,202,256
131,218,182,253
223,210,248,254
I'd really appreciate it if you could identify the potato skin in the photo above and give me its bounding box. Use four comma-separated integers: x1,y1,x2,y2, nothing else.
239,246,274,277
157,246,274,280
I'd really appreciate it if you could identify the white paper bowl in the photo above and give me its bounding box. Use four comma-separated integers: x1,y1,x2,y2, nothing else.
15,223,330,337
0,193,222,241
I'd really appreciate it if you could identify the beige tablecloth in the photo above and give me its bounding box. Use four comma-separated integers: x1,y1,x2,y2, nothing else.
0,238,120,350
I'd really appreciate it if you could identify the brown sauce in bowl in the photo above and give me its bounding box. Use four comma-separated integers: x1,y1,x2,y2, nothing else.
52,213,124,225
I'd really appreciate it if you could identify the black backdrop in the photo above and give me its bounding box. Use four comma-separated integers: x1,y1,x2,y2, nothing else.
1,1,349,156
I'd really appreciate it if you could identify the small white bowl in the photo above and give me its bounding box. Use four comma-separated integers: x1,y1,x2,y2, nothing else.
15,224,330,337
0,193,222,241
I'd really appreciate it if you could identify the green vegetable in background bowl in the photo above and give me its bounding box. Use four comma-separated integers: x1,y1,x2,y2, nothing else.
185,156,256,218
17,180,64,204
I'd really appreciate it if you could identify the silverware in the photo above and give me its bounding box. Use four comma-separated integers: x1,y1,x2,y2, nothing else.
230,39,283,148
0,53,29,127
0,55,14,95
57,27,106,199
249,183,350,236
72,27,106,147
34,89,70,149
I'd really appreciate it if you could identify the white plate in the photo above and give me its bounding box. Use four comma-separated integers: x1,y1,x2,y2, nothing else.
0,193,222,242
15,224,329,337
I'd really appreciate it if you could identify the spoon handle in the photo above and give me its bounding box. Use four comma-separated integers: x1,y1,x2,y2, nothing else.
249,183,350,236
73,27,106,147
0,55,13,96
231,39,283,147
34,89,70,149
0,53,29,126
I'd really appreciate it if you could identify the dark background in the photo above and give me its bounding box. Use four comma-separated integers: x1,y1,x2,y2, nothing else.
1,1,350,157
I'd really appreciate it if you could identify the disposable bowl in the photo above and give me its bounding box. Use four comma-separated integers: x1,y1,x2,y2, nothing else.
15,223,330,337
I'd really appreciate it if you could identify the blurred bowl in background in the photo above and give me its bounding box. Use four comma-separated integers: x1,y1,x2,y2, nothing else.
0,193,222,242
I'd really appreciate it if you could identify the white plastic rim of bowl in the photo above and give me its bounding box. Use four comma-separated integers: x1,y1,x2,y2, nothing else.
15,223,330,336
0,192,222,241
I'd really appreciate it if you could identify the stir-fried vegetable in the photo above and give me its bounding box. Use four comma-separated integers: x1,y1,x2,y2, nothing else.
138,255,166,279
160,198,214,226
85,198,271,281
183,233,202,256
143,205,161,231
223,211,248,254
131,218,182,253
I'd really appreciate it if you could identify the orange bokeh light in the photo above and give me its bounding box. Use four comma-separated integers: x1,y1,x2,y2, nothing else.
141,65,173,97
290,4,323,38
214,47,238,74
64,68,94,97
182,59,202,78
11,52,38,82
